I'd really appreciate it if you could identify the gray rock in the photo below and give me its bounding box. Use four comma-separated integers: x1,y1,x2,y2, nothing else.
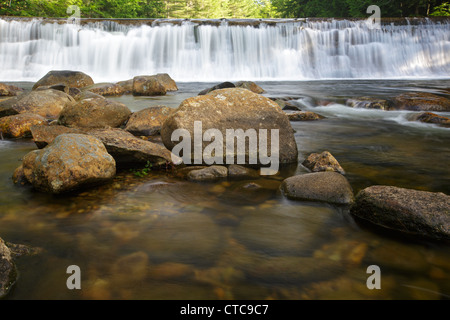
187,165,228,181
281,172,354,204
351,185,450,240
227,164,259,179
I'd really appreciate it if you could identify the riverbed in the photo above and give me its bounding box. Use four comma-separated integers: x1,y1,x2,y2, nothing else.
0,79,449,299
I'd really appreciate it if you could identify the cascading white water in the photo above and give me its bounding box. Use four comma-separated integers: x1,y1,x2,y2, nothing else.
0,18,449,82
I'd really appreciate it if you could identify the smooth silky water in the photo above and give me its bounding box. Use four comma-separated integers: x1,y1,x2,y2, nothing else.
0,80,449,300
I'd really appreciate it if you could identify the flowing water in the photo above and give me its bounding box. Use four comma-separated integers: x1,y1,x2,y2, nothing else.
0,80,449,300
0,18,449,300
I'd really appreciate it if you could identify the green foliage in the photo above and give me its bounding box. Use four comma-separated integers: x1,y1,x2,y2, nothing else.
430,1,450,15
130,160,153,177
1,0,449,18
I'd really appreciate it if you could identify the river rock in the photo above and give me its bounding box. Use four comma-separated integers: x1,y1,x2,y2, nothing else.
227,164,259,179
132,75,167,96
346,97,394,110
351,185,450,240
32,70,94,90
21,133,116,194
35,83,69,94
0,89,75,119
88,128,182,167
393,92,450,111
86,83,126,96
0,238,16,298
280,172,354,204
198,82,236,95
58,96,131,128
111,251,149,285
125,106,173,136
302,151,345,175
12,165,28,185
161,88,298,167
155,73,178,91
235,81,265,94
0,83,23,96
0,113,47,138
116,79,133,93
287,111,325,121
409,112,450,128
187,165,228,181
30,125,81,148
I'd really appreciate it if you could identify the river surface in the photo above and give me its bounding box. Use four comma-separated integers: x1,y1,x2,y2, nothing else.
0,79,449,300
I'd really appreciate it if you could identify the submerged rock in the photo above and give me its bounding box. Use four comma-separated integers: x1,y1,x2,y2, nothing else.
409,112,450,128
0,89,74,119
351,185,450,240
346,97,394,110
235,81,265,94
161,88,298,167
32,70,94,90
58,95,131,128
393,92,450,112
302,151,345,175
21,133,116,194
0,113,47,138
125,106,173,136
287,111,325,121
280,172,354,204
0,238,16,299
198,82,235,95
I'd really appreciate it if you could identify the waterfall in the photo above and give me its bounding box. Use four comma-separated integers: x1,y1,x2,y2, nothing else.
0,18,449,82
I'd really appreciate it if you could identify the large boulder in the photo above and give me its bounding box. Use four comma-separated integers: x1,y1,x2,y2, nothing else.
161,88,298,169
0,83,23,96
58,96,131,128
88,128,182,167
0,238,16,298
393,92,450,112
0,89,74,119
281,172,354,205
350,186,450,240
0,113,47,138
21,133,116,194
32,70,94,90
116,79,133,94
125,106,174,136
132,76,167,96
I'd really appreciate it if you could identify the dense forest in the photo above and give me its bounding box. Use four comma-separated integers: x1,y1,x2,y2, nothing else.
0,0,449,19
